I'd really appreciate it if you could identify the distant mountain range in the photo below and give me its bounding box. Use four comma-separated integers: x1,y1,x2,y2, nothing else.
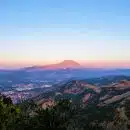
0,60,130,84
24,60,81,71
21,60,130,79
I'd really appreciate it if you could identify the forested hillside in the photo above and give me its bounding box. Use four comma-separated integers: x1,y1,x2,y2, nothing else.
0,78,130,130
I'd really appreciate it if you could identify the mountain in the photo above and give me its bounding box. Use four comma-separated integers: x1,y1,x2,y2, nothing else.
1,79,130,130
25,60,81,71
46,60,81,69
33,78,130,109
1,76,130,130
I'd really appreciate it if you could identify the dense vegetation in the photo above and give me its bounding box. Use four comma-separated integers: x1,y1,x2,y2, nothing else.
0,94,129,130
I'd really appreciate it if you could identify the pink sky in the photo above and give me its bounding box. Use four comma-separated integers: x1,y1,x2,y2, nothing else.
0,60,130,69
0,0,130,69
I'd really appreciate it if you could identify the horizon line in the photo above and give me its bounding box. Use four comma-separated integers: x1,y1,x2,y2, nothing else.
0,60,130,70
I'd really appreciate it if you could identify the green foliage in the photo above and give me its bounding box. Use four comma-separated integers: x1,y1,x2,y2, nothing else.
0,95,20,130
0,94,129,130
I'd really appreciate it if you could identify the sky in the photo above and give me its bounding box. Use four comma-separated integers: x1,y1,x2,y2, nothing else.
0,0,130,68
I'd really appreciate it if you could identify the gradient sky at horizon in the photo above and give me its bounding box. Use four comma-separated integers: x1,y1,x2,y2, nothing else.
0,0,130,68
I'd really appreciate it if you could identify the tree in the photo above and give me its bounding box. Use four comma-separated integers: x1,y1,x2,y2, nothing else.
0,95,20,130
